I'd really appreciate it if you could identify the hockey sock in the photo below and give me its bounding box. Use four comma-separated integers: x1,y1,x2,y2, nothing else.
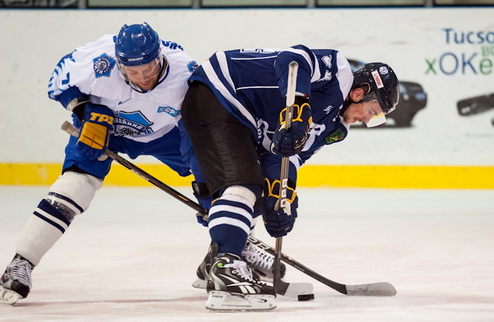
16,200,73,266
15,171,101,266
208,185,258,256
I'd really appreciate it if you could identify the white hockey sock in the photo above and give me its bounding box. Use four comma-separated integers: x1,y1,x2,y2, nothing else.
15,171,101,266
16,203,66,266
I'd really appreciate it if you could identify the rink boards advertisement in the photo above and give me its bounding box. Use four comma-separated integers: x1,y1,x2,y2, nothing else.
0,8,493,188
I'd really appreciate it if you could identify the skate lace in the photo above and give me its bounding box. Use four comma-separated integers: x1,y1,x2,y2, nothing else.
7,260,33,287
242,243,273,271
227,260,259,284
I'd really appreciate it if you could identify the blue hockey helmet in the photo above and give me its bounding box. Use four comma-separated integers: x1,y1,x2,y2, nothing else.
352,62,399,114
115,22,160,66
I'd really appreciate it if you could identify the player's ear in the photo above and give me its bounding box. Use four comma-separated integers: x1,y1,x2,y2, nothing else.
349,87,365,102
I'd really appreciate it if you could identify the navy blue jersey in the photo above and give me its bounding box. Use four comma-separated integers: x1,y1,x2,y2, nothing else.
189,45,354,185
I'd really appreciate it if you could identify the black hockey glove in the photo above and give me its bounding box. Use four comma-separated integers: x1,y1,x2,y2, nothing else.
271,96,312,157
76,103,114,160
262,178,298,237
192,181,213,227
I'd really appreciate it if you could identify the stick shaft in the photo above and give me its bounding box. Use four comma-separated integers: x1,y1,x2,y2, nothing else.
277,61,299,211
274,61,299,293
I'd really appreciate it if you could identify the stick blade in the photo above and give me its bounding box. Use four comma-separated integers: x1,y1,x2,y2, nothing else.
281,282,314,299
345,282,397,296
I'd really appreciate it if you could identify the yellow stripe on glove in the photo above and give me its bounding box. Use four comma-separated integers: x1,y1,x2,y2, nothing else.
278,102,313,127
264,178,297,204
79,122,111,150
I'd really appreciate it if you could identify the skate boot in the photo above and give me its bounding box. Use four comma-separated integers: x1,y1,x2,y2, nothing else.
191,250,211,289
192,241,286,288
0,254,34,305
205,253,276,311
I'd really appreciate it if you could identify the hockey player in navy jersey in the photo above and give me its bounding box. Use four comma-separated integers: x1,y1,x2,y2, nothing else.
0,22,212,305
181,46,399,310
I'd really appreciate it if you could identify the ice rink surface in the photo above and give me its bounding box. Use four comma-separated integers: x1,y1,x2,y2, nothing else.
0,186,493,322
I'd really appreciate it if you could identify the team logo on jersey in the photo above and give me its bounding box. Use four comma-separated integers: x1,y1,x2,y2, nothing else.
93,53,116,78
325,129,345,144
157,106,180,117
187,60,198,73
113,111,154,136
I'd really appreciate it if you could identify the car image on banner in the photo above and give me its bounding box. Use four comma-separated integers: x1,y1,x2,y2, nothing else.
348,59,427,127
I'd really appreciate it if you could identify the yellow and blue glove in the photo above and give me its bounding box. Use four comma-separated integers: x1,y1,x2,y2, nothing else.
76,103,114,160
271,96,312,157
262,178,298,237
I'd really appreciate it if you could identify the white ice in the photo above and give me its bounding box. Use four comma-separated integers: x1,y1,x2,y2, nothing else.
1,186,493,321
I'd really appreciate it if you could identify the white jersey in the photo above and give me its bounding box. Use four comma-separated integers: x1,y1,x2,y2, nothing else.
48,34,197,143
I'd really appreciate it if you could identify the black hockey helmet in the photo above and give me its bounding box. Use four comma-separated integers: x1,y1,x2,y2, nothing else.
353,62,399,115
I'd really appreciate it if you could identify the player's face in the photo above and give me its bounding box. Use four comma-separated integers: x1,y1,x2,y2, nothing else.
122,58,161,91
343,88,386,126
343,100,384,125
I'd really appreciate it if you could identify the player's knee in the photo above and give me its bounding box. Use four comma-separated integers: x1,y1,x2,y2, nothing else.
45,171,103,221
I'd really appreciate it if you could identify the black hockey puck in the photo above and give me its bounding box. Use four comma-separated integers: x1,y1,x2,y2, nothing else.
297,294,315,301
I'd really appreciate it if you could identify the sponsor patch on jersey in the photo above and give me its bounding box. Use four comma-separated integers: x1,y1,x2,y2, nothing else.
93,53,116,78
157,106,180,117
325,129,345,144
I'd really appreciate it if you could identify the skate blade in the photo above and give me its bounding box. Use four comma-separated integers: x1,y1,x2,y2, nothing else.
0,286,22,306
192,278,207,289
206,291,276,311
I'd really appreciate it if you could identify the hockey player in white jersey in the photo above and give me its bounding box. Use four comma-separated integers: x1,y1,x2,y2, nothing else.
181,46,399,310
0,22,212,305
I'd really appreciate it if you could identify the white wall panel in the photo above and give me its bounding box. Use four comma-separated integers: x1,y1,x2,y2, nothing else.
1,8,493,165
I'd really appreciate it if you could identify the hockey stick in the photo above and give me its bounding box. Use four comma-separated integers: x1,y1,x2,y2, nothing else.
61,121,396,297
273,61,299,298
247,236,396,296
61,121,313,300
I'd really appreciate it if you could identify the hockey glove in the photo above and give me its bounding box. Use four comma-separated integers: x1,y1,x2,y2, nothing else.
271,96,312,157
262,178,298,237
192,181,213,227
76,103,114,160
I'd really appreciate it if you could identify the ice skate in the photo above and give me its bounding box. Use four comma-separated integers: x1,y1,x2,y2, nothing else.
192,251,211,289
0,254,34,305
205,253,276,311
192,240,286,288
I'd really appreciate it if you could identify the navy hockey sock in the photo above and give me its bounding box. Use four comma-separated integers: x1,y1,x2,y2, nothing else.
208,195,254,256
